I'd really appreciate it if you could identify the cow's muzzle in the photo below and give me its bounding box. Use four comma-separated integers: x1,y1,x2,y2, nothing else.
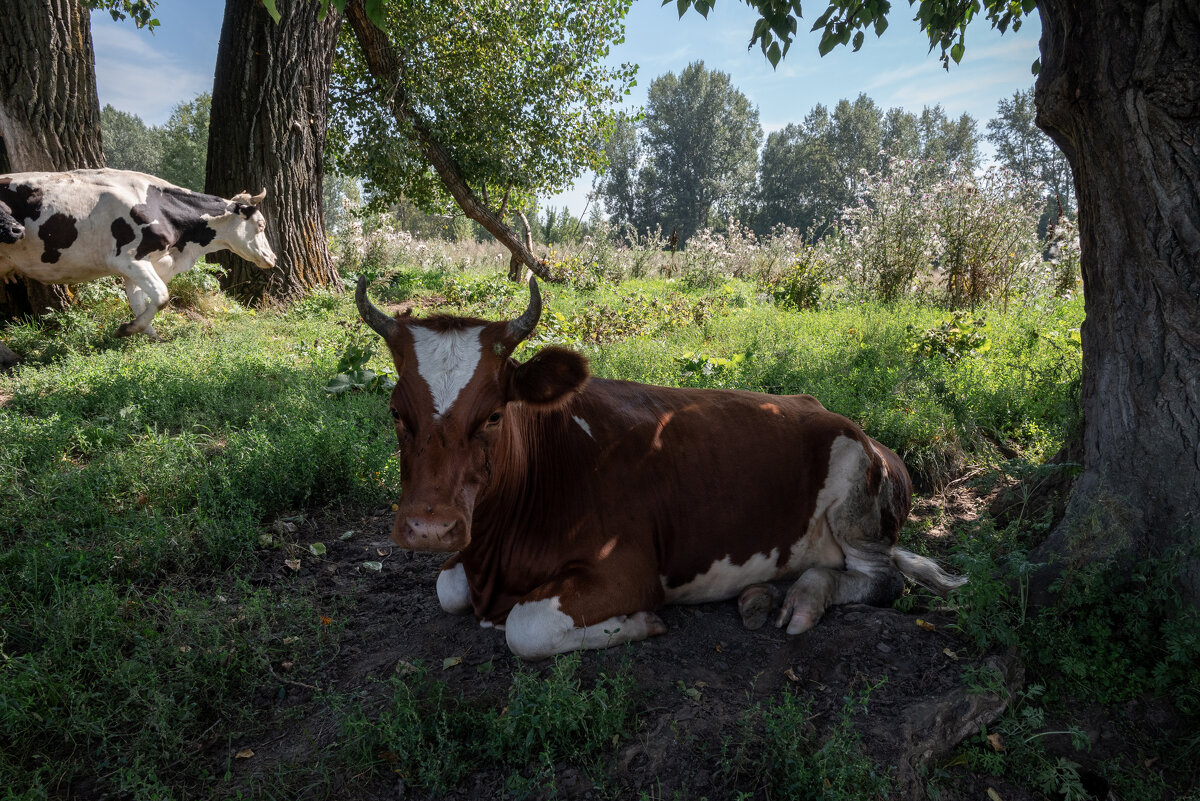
393,516,468,552
1,222,23,244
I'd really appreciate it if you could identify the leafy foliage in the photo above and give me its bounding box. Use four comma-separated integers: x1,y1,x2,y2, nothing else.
757,94,978,237
329,0,636,218
99,93,210,191
599,61,762,245
675,0,1037,71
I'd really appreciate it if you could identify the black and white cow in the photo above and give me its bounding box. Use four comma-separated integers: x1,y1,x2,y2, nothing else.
0,199,24,244
0,169,276,337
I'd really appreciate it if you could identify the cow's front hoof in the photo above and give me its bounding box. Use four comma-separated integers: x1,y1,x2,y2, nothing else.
737,583,779,630
114,322,137,338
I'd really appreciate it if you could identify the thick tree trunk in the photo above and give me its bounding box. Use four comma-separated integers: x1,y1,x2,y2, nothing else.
344,1,555,283
0,0,104,323
206,0,342,306
1031,0,1200,601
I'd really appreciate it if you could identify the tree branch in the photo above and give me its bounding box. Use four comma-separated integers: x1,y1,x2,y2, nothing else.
344,0,555,282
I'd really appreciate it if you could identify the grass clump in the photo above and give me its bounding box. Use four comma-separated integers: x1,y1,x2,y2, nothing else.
719,678,892,799
339,652,637,798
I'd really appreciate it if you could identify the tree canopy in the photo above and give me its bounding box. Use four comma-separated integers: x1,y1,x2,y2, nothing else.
328,0,635,219
600,61,761,243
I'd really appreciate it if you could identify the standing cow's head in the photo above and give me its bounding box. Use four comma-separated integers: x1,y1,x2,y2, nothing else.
219,189,276,269
0,200,24,244
357,276,588,551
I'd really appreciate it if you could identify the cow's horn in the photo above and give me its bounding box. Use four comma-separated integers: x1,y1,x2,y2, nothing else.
356,276,398,341
248,188,267,205
506,276,541,343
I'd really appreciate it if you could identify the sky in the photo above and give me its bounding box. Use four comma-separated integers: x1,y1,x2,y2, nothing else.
90,0,1043,213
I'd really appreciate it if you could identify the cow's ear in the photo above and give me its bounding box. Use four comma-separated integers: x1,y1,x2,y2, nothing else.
508,346,588,407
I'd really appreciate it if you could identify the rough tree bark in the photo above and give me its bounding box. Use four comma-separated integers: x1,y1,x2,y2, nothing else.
343,0,555,283
206,0,342,305
1030,0,1200,600
0,0,104,323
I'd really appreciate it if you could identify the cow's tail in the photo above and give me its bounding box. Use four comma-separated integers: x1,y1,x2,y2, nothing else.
891,548,968,595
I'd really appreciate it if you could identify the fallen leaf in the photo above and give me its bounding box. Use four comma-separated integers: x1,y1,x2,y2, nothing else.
235,748,255,759
308,542,327,556
378,750,399,764
943,648,959,660
987,732,1005,752
340,530,356,540
987,788,1003,801
280,661,294,673
282,636,299,645
362,561,383,572
783,667,800,682
476,660,495,674
376,548,387,556
442,656,463,670
258,533,274,547
916,618,936,631
284,558,301,571
395,660,419,677
391,503,399,511
715,644,723,653
319,615,333,626
683,686,702,701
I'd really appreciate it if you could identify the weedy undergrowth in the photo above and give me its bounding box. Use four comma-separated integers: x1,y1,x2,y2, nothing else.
338,652,637,798
718,677,892,799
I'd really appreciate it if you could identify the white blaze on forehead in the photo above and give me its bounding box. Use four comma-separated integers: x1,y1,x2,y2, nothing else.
409,325,485,417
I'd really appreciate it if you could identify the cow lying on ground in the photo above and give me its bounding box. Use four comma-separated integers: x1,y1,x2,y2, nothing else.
0,199,23,244
0,169,276,337
357,277,966,659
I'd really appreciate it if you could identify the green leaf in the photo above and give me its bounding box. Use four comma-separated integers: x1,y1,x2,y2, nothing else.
950,42,965,63
362,561,383,572
676,0,690,18
262,0,280,23
767,41,782,68
874,16,889,36
1032,58,1041,75
363,0,386,29
852,31,865,51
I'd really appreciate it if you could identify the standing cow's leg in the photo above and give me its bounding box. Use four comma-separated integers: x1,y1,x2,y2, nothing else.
122,276,159,339
115,260,170,337
504,568,667,660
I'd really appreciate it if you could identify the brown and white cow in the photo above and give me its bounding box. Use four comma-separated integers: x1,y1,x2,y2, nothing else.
0,169,276,337
357,277,965,659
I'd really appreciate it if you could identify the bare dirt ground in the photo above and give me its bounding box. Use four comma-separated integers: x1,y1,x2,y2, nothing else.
220,493,1168,801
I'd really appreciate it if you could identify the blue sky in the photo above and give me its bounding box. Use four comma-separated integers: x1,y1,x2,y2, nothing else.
91,1,1042,212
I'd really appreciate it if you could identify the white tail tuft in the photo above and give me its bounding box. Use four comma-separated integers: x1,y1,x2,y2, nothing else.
891,548,968,595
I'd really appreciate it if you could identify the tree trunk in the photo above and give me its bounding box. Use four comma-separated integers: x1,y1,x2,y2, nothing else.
206,0,342,306
0,0,104,323
1031,0,1200,601
343,0,555,283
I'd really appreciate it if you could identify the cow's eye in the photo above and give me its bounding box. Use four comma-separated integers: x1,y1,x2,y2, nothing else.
486,412,503,426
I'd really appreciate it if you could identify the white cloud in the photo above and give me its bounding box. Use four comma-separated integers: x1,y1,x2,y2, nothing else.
92,22,212,126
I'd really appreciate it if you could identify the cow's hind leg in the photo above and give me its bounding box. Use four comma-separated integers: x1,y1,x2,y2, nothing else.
117,262,169,337
504,569,666,660
777,500,905,635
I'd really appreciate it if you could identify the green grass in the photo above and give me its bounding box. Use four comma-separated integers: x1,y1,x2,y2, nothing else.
0,262,1088,798
337,652,637,798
